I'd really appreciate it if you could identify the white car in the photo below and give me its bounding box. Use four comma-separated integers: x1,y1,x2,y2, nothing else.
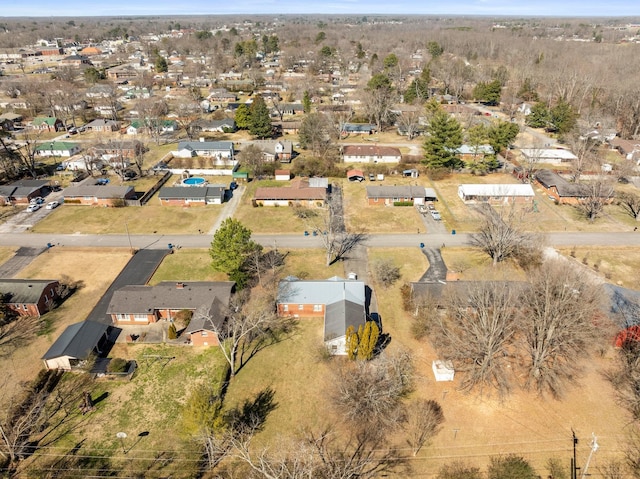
26,204,41,212
45,201,59,210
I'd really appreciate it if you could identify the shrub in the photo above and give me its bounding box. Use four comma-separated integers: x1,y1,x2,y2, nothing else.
168,322,177,340
108,358,129,373
374,259,401,288
393,201,414,207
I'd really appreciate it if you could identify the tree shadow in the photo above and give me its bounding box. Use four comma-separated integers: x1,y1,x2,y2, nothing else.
93,391,109,405
236,317,297,376
225,387,278,434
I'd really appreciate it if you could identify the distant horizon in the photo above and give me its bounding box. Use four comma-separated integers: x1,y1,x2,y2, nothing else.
0,1,639,19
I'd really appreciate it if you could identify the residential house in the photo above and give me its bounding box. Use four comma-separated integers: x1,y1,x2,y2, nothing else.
0,118,15,131
455,144,495,161
107,281,235,330
32,116,64,132
191,118,236,133
95,103,123,117
126,120,145,135
158,186,225,206
252,140,294,162
161,119,178,133
273,103,304,116
84,119,119,132
63,185,136,206
341,123,376,136
173,141,236,165
80,46,102,56
208,88,237,102
61,156,105,172
89,140,144,160
42,320,111,370
609,138,640,163
519,148,578,165
277,276,367,355
272,120,302,135
35,141,82,157
534,169,613,205
106,63,140,81
254,177,328,207
0,112,23,125
61,54,92,67
86,84,114,98
0,279,60,317
342,145,401,164
366,185,436,206
457,183,535,204
4,179,50,205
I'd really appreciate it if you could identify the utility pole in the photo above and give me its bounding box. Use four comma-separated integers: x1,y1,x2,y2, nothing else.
571,430,579,479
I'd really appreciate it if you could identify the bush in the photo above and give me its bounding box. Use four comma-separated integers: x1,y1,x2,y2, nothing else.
168,322,177,340
393,201,413,207
107,358,129,373
374,259,401,288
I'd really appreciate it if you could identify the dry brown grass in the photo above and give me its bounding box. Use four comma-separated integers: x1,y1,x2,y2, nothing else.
2,248,132,408
556,245,640,288
31,202,222,234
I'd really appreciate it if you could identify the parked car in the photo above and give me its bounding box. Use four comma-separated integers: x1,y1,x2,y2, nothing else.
29,197,44,205
45,201,59,209
26,204,40,212
430,210,441,220
369,173,375,181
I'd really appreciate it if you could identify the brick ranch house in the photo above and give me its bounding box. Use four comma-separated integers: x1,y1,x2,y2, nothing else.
534,169,614,205
0,279,60,317
107,281,235,346
277,276,367,355
342,144,402,163
366,185,436,206
158,186,225,206
254,177,328,207
63,185,137,206
457,183,535,204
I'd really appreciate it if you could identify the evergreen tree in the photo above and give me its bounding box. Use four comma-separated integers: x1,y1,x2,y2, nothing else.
154,55,168,73
488,455,537,479
404,68,431,104
550,99,577,135
517,77,539,102
210,218,262,288
234,103,251,129
473,79,502,106
487,120,520,154
345,321,380,360
302,90,312,113
423,109,463,170
526,102,551,129
249,96,272,139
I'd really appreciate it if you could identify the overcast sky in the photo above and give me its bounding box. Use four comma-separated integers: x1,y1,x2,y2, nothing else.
1,0,638,17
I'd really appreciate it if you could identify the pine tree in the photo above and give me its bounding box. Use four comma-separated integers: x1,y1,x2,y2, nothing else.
356,321,380,360
209,218,262,289
234,103,251,129
249,96,272,139
302,90,312,113
423,109,463,170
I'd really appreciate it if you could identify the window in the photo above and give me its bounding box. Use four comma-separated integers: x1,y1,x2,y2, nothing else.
201,331,208,337
134,314,148,322
116,313,128,321
298,304,304,310
282,304,289,312
22,304,28,311
313,304,322,312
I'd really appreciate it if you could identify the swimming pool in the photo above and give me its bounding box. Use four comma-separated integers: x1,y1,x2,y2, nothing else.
182,177,207,186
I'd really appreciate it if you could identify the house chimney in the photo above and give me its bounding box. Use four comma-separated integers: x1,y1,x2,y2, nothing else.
176,282,184,289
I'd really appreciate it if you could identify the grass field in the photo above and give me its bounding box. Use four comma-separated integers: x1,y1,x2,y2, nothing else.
31,203,222,234
556,245,640,288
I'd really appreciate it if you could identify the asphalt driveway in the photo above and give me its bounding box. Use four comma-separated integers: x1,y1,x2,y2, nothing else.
85,249,170,324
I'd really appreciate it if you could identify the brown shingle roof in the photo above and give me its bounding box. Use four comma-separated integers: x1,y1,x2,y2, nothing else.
342,145,401,157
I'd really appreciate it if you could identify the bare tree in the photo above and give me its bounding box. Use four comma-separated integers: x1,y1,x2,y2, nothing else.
396,108,422,140
565,134,598,183
238,144,266,177
617,191,640,222
468,204,542,267
332,352,414,430
519,145,544,182
404,399,444,456
430,281,518,395
0,315,42,357
575,177,614,222
0,128,42,178
518,260,603,397
374,259,401,288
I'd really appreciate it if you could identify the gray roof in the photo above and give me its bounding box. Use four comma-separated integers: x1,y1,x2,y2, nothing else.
324,299,366,341
159,186,225,200
534,169,596,198
184,297,227,333
278,277,365,307
42,320,108,360
12,186,42,198
0,279,58,304
64,185,135,199
10,179,50,188
366,185,432,200
0,186,17,197
107,281,234,316
177,141,233,151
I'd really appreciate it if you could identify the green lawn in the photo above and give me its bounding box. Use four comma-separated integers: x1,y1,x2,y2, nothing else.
149,248,228,284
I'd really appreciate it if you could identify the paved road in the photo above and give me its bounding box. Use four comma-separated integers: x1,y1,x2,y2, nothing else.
2,231,640,250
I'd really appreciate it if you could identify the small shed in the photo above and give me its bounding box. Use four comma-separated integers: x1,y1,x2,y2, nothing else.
275,170,291,181
403,169,419,178
347,169,365,182
432,360,455,381
42,320,110,370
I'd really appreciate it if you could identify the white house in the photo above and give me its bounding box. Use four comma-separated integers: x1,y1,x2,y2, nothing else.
342,144,402,163
35,141,82,157
519,148,577,165
457,183,535,204
172,140,236,166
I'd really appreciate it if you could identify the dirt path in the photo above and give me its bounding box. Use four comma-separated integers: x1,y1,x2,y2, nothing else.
207,185,245,235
